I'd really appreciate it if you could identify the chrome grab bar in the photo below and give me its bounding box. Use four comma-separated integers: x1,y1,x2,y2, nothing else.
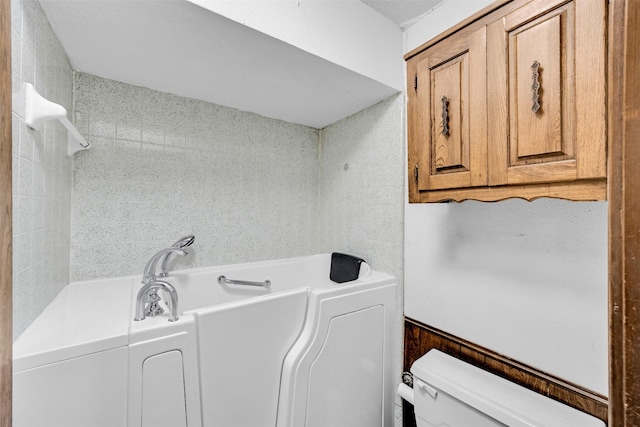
217,275,271,288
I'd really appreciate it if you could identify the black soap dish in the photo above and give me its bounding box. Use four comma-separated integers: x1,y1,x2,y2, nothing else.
330,252,366,283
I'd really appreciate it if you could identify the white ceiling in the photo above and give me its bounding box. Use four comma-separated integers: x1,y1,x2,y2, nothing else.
39,0,439,129
361,0,444,28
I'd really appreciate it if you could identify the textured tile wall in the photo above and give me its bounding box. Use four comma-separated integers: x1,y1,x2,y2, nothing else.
317,94,405,422
71,73,320,281
318,95,404,286
11,0,74,338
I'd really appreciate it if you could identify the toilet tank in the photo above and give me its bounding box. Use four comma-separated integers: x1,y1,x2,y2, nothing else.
410,350,605,427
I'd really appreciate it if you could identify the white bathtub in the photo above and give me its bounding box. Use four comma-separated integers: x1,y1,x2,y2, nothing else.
13,254,398,427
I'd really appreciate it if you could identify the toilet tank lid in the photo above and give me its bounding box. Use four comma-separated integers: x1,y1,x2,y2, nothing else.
410,350,605,427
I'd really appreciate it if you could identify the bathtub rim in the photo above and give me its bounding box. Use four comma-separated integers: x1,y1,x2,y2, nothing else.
13,253,393,372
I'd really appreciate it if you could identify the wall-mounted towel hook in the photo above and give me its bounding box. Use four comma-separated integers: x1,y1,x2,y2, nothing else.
24,83,90,157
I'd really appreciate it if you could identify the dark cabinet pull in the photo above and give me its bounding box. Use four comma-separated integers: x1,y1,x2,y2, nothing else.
531,61,541,113
441,96,450,136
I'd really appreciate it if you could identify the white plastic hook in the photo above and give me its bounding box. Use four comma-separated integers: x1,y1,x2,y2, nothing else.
24,83,66,130
24,83,90,156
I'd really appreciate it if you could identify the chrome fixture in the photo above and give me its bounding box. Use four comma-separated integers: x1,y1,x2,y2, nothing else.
402,371,414,388
134,280,179,322
139,244,189,323
158,235,195,278
217,275,271,288
143,247,188,284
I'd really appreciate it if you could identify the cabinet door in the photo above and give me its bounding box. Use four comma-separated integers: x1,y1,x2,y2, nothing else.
487,0,606,186
410,27,487,194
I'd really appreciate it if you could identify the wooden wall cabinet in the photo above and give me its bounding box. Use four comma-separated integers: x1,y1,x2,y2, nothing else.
412,28,488,192
407,0,607,203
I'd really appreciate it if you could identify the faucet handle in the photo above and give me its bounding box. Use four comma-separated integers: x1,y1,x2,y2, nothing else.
147,290,162,303
144,290,164,317
134,280,179,322
145,300,164,317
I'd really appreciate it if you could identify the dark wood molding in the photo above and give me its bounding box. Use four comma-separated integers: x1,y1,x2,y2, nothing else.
607,1,624,424
403,318,608,425
415,179,607,203
0,0,12,425
608,0,640,425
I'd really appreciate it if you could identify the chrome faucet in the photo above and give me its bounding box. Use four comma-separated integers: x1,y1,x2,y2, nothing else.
137,244,190,322
134,280,179,322
158,235,195,278
142,247,188,284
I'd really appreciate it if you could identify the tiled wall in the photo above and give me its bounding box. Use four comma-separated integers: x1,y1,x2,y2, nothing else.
72,73,320,281
318,95,404,283
11,0,74,338
317,94,405,423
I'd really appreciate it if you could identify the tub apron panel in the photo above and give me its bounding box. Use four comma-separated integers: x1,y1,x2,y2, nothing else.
306,305,384,426
13,346,128,427
128,325,202,427
196,289,308,427
277,283,397,427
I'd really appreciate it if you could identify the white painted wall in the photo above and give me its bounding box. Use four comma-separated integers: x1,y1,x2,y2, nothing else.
403,0,608,396
405,200,608,395
189,0,403,91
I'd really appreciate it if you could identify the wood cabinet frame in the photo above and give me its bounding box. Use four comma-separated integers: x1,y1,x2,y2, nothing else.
608,0,640,425
407,0,607,203
407,0,639,424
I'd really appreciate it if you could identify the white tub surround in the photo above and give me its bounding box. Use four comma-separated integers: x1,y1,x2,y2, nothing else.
13,254,397,427
12,278,134,427
12,277,132,372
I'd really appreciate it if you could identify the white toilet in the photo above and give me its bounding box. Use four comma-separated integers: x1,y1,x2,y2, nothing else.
398,350,605,427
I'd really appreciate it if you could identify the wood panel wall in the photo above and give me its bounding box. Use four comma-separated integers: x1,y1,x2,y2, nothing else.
402,318,608,426
0,0,12,426
608,0,640,425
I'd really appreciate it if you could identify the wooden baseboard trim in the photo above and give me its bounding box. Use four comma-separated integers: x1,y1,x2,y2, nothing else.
403,318,608,424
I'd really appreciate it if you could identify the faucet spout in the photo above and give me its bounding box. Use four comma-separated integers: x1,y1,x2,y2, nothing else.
134,280,179,322
158,235,195,278
142,247,187,284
